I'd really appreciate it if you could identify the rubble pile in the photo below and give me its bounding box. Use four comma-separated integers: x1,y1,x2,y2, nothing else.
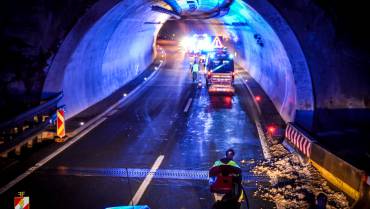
252,143,350,209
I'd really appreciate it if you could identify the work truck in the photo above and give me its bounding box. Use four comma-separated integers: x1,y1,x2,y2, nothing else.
205,49,235,95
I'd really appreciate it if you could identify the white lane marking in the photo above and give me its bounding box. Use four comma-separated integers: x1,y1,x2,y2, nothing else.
237,74,271,159
129,155,164,205
184,98,193,113
0,117,107,195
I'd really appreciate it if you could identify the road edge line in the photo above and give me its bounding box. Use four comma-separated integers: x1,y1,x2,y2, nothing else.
237,74,271,159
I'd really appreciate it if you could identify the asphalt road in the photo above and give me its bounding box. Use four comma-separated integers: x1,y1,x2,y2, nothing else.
0,45,273,209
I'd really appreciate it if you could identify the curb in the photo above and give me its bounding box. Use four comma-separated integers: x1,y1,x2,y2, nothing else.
237,73,271,159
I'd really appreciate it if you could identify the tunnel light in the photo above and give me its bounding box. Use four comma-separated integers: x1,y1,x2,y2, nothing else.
79,122,85,126
154,66,159,70
255,95,261,102
123,93,128,97
144,77,148,81
267,125,276,134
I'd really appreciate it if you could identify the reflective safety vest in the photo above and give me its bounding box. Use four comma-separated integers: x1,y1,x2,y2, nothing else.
212,160,240,168
209,159,241,194
192,64,199,72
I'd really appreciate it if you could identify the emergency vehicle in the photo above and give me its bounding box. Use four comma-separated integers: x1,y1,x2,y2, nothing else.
205,48,235,95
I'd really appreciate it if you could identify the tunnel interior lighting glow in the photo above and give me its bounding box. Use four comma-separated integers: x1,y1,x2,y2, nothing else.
180,34,213,53
79,121,85,126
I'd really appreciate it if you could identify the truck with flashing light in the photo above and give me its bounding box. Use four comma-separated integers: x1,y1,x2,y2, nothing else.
205,49,235,95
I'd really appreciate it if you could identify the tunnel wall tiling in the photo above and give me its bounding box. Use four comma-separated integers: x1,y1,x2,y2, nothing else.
43,0,169,119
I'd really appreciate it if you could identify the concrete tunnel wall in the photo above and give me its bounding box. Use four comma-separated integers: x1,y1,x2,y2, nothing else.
218,0,314,125
42,0,169,119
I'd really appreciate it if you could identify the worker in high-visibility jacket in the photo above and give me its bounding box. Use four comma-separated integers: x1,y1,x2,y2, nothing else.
209,149,244,209
191,61,200,82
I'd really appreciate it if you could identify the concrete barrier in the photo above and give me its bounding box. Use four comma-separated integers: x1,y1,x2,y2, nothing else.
310,143,363,200
284,123,368,202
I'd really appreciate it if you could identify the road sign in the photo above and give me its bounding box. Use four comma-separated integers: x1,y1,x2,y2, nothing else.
212,36,223,48
14,195,29,209
56,108,65,138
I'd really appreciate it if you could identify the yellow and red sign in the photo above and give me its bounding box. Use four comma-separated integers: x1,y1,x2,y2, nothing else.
14,196,29,209
56,108,65,138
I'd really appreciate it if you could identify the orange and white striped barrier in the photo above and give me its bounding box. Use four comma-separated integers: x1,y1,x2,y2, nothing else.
56,108,65,140
14,195,30,209
285,123,313,157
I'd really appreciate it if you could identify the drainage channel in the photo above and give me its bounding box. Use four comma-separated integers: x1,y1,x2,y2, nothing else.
38,167,269,183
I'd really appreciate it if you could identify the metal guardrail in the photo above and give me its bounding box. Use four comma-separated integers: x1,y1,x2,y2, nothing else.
0,92,63,157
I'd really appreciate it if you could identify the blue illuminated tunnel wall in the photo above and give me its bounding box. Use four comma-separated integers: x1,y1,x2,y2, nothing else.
219,0,314,126
43,0,169,119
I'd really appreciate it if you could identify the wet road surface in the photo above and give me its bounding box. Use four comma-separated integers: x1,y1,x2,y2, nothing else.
0,45,273,209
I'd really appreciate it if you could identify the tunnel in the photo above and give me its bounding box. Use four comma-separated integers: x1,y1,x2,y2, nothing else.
43,0,314,128
0,0,369,208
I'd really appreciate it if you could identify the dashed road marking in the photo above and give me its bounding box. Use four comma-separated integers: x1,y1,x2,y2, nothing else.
129,155,164,205
184,98,193,113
